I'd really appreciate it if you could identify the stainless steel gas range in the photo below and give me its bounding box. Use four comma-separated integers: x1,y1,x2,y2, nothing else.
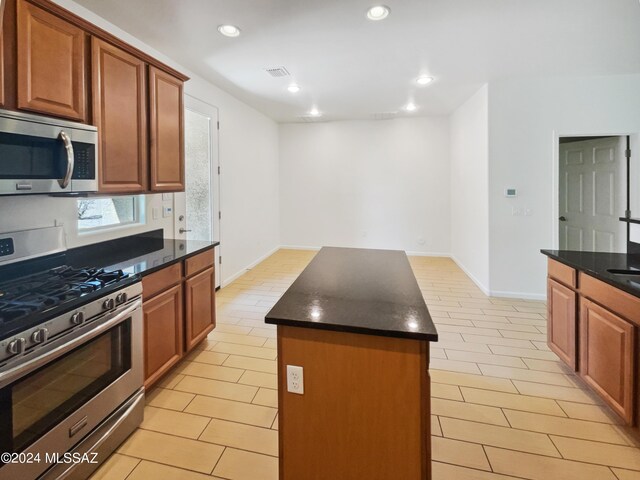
0,226,144,480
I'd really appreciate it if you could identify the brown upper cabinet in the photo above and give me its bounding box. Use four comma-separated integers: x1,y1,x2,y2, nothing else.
1,0,189,194
92,37,148,193
149,66,185,191
17,0,86,121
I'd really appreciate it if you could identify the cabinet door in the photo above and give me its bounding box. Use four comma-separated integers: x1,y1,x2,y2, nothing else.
184,266,215,352
92,37,148,193
149,66,184,192
580,298,636,424
547,278,578,369
17,0,85,120
143,284,183,388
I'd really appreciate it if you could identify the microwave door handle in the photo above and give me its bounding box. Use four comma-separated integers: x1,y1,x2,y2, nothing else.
58,131,74,189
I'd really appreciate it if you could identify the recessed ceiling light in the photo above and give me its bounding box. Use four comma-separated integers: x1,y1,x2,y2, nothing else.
366,5,390,21
404,102,417,112
416,75,434,86
309,107,321,117
288,84,301,93
218,25,241,37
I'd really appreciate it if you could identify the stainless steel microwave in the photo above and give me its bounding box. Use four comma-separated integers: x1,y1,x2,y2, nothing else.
0,109,98,195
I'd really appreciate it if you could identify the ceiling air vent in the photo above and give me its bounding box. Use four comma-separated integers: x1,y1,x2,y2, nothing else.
371,112,397,120
265,66,290,78
297,115,323,123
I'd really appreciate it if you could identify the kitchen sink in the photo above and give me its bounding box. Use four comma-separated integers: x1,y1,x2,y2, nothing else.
607,268,640,276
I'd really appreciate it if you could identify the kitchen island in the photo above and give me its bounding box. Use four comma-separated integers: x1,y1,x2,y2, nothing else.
266,247,438,480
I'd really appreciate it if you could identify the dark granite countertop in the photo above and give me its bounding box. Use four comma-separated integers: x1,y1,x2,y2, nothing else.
66,229,219,277
541,249,640,298
0,229,219,283
265,246,438,341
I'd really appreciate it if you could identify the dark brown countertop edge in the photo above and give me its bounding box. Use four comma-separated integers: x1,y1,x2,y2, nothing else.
265,315,439,341
541,249,640,299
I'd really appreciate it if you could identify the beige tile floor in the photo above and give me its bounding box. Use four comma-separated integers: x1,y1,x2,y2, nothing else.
91,249,640,480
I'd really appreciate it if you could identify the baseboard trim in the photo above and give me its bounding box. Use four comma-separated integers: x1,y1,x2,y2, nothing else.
487,290,547,301
279,245,322,251
221,246,280,287
449,255,491,297
221,246,546,301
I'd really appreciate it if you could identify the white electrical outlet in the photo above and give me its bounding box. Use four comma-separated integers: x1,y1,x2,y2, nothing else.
286,365,304,395
162,206,173,218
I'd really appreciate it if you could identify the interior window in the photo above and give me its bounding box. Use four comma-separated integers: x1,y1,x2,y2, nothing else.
77,196,144,231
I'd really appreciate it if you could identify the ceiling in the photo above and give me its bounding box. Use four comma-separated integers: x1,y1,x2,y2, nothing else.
74,0,640,123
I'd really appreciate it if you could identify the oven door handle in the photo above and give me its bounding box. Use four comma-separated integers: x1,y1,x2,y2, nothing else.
0,299,141,389
58,131,74,189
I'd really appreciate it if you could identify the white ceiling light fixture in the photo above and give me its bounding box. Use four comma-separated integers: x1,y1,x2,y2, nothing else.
416,75,434,86
287,84,301,93
309,107,321,117
366,5,390,21
404,102,417,112
218,24,241,37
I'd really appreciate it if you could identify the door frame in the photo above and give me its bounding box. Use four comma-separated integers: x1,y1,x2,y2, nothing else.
176,93,221,287
551,131,635,250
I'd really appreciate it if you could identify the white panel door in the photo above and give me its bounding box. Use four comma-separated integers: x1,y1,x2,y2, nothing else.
174,95,221,287
559,137,626,252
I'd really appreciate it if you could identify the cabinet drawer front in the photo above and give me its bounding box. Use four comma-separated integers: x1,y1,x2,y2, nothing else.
185,249,214,277
547,279,577,370
580,273,640,326
142,262,182,300
580,298,636,424
548,258,577,288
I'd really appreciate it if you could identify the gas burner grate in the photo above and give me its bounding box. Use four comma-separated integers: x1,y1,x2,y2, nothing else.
0,265,129,324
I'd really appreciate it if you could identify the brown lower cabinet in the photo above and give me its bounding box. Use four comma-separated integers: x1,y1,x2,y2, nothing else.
547,278,577,369
546,258,638,426
142,248,216,388
580,298,636,424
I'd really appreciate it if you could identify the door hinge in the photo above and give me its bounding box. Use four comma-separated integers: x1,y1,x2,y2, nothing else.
217,165,221,175
217,121,220,130
625,149,631,159
218,211,221,220
219,256,222,264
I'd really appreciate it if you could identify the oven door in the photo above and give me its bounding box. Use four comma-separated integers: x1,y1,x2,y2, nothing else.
0,298,143,480
0,109,98,195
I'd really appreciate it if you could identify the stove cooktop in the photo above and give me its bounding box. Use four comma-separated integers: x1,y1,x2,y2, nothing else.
0,265,131,326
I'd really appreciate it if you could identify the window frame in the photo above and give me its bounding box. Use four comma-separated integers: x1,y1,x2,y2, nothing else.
77,195,145,234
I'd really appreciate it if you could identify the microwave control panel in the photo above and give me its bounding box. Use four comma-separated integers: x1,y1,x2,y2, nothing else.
0,238,15,258
72,143,96,180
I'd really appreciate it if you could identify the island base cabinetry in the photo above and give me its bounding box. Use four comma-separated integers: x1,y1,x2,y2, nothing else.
276,326,431,480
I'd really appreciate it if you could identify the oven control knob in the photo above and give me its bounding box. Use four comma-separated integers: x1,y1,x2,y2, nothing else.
7,338,26,355
103,298,115,310
31,328,49,344
70,312,85,325
116,292,128,304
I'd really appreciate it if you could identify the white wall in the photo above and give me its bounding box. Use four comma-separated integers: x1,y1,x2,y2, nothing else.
450,85,490,293
488,74,640,298
0,0,280,285
279,118,450,254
